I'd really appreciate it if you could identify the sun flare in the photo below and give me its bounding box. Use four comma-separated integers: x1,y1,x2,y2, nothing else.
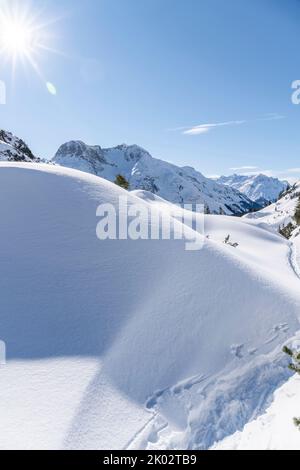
1,18,35,56
0,2,59,88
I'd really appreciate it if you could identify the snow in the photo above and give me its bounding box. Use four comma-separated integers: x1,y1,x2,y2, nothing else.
244,182,300,232
217,174,288,205
212,372,300,450
0,162,300,450
0,130,37,162
53,141,260,215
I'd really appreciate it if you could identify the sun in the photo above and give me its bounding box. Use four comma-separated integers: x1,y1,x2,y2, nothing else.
0,1,62,96
1,18,35,56
0,1,60,90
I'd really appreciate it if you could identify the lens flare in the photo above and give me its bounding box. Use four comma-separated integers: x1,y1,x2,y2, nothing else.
46,82,57,96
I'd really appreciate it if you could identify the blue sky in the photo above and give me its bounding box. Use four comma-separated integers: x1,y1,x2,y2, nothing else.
1,0,300,181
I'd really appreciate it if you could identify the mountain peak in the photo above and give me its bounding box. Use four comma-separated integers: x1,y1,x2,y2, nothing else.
53,139,260,215
0,129,37,162
216,173,289,205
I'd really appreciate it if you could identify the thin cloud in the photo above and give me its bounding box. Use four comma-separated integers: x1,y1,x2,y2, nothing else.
178,113,285,136
258,113,285,122
183,120,245,136
207,174,221,179
284,168,300,174
230,166,259,172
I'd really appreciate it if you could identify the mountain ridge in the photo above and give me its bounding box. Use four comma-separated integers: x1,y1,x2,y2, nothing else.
0,128,291,217
0,130,38,162
216,173,289,206
52,139,261,216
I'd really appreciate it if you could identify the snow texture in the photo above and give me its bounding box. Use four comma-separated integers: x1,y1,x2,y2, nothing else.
213,370,300,450
0,162,300,450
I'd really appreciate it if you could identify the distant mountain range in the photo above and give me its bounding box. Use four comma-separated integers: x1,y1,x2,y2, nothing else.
216,174,289,206
52,140,261,215
0,129,290,216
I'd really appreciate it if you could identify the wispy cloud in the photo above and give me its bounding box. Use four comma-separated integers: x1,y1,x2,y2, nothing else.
174,113,285,136
183,120,245,136
230,165,260,172
283,168,300,174
206,174,221,179
257,113,285,122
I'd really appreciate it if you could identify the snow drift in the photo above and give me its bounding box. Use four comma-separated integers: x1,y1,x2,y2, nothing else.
213,372,300,450
0,162,299,450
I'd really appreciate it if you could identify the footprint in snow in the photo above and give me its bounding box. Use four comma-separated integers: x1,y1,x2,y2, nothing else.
230,344,244,359
248,348,258,356
273,323,289,333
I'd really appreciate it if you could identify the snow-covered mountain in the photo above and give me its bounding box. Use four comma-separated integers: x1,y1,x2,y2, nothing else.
53,141,261,215
216,174,289,206
0,130,38,162
244,182,300,239
0,162,299,450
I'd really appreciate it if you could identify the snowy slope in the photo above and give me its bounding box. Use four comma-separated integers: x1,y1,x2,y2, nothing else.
0,163,300,450
53,141,260,216
217,174,289,206
0,130,37,162
244,182,300,234
213,371,300,450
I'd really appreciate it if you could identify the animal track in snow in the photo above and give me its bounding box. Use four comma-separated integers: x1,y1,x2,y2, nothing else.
273,323,289,333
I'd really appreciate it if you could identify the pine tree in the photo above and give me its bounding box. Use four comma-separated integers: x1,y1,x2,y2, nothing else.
283,345,300,374
223,234,239,248
114,174,130,190
224,235,230,244
278,222,295,239
283,345,300,430
204,204,211,215
294,197,300,226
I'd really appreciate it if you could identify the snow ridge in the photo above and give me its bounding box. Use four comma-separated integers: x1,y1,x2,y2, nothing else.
0,163,300,450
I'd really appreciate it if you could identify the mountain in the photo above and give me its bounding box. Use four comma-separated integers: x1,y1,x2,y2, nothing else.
216,174,289,206
244,182,300,239
0,130,38,162
0,162,300,449
53,141,261,215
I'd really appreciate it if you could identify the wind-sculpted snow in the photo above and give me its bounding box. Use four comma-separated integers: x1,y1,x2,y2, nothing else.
213,335,300,450
0,162,299,450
